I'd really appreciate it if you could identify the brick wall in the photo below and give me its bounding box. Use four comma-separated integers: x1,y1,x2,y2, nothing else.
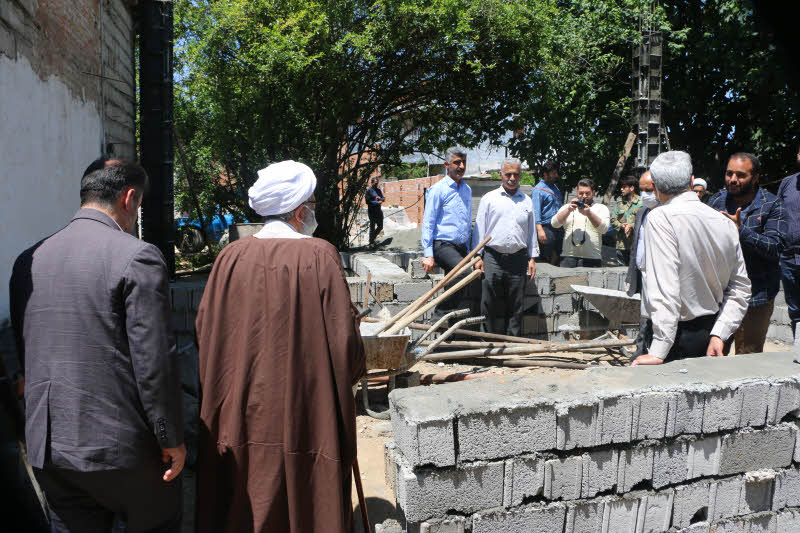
364,176,445,225
386,352,800,532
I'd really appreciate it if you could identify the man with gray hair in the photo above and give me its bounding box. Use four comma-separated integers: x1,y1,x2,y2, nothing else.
473,158,538,336
421,147,476,320
632,151,751,365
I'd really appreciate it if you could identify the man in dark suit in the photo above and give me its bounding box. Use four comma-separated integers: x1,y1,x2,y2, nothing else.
10,161,185,532
625,170,657,356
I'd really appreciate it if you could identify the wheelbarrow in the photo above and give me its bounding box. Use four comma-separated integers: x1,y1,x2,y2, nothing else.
358,309,484,419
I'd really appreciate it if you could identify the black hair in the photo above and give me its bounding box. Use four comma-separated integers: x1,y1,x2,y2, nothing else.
728,152,761,175
621,175,638,188
577,178,596,191
80,161,149,206
542,160,559,174
82,158,111,178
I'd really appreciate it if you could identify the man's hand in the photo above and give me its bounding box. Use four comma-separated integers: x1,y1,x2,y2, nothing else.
720,208,742,230
706,336,725,357
631,354,665,366
422,256,436,273
537,226,547,244
568,199,580,212
622,223,632,237
474,258,484,273
527,258,536,280
161,444,187,482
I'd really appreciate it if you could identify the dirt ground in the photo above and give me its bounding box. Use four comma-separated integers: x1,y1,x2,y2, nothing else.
350,341,795,532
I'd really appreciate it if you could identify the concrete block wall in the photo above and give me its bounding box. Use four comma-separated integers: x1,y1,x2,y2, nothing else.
385,352,800,532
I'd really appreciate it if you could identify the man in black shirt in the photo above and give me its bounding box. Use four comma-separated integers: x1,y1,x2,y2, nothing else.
365,177,385,248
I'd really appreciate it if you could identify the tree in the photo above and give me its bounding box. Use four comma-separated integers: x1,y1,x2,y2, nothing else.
174,0,553,247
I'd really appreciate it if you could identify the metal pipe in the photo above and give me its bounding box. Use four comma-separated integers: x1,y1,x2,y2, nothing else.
381,269,483,336
409,309,470,349
375,236,490,334
423,338,637,361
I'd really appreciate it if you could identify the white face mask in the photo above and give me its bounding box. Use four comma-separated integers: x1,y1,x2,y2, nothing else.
641,190,659,209
300,205,318,236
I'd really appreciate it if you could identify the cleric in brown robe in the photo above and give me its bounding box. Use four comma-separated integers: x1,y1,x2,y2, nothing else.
195,160,366,533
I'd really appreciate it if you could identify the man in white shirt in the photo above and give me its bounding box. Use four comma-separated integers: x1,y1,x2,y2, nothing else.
632,151,751,366
551,179,610,267
473,158,538,336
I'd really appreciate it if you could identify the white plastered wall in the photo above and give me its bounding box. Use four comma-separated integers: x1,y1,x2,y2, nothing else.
0,54,101,320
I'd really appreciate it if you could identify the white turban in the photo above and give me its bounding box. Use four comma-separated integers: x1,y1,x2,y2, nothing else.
248,160,317,216
693,178,707,190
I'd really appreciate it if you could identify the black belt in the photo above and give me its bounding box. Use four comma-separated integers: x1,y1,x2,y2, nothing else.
485,247,527,258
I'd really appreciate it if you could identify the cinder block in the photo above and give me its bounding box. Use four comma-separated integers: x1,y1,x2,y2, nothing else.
633,393,671,441
565,499,605,533
395,458,504,522
597,395,634,445
671,390,704,436
390,409,455,468
394,281,432,303
554,273,588,294
535,275,553,296
718,426,795,476
767,380,800,424
687,436,721,479
652,439,689,489
457,405,557,462
739,471,776,515
635,491,674,533
544,456,584,501
739,381,770,427
772,466,800,510
537,296,555,314
557,404,598,450
602,496,640,532
712,511,777,533
372,281,395,302
587,270,605,288
618,444,655,493
702,387,743,433
347,277,364,303
675,523,710,533
581,448,619,498
672,480,711,529
504,454,545,507
406,259,428,279
710,476,743,521
603,271,620,292
472,503,567,533
767,324,795,344
375,518,404,533
553,293,575,313
771,305,791,326
777,508,800,531
417,516,466,533
522,315,548,335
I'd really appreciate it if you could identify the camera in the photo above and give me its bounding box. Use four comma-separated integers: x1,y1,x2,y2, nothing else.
575,197,593,209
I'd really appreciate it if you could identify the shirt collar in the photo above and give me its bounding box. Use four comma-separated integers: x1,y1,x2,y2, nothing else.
499,185,524,198
444,175,466,189
664,190,699,205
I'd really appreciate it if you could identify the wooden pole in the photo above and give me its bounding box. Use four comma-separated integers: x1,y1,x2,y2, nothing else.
363,316,544,344
381,269,483,336
352,459,370,533
375,236,491,334
423,338,636,360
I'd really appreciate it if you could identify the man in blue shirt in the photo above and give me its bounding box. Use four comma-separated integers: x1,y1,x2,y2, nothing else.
778,143,800,342
708,152,786,354
531,160,563,264
421,147,474,320
365,177,385,248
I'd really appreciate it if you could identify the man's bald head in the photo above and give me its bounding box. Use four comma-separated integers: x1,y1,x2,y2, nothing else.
639,170,654,193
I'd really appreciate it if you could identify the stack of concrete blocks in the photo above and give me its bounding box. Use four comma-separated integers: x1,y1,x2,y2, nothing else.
385,352,800,532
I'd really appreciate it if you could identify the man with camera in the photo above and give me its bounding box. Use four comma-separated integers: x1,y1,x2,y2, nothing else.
550,178,610,268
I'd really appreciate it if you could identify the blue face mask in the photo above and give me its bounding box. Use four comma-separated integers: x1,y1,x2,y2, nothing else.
641,191,659,209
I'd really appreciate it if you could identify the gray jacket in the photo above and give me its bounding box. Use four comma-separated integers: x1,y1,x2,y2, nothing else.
625,206,650,297
10,208,183,471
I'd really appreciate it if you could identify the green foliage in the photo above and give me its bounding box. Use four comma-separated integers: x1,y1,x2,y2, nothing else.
382,162,429,181
174,0,551,247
